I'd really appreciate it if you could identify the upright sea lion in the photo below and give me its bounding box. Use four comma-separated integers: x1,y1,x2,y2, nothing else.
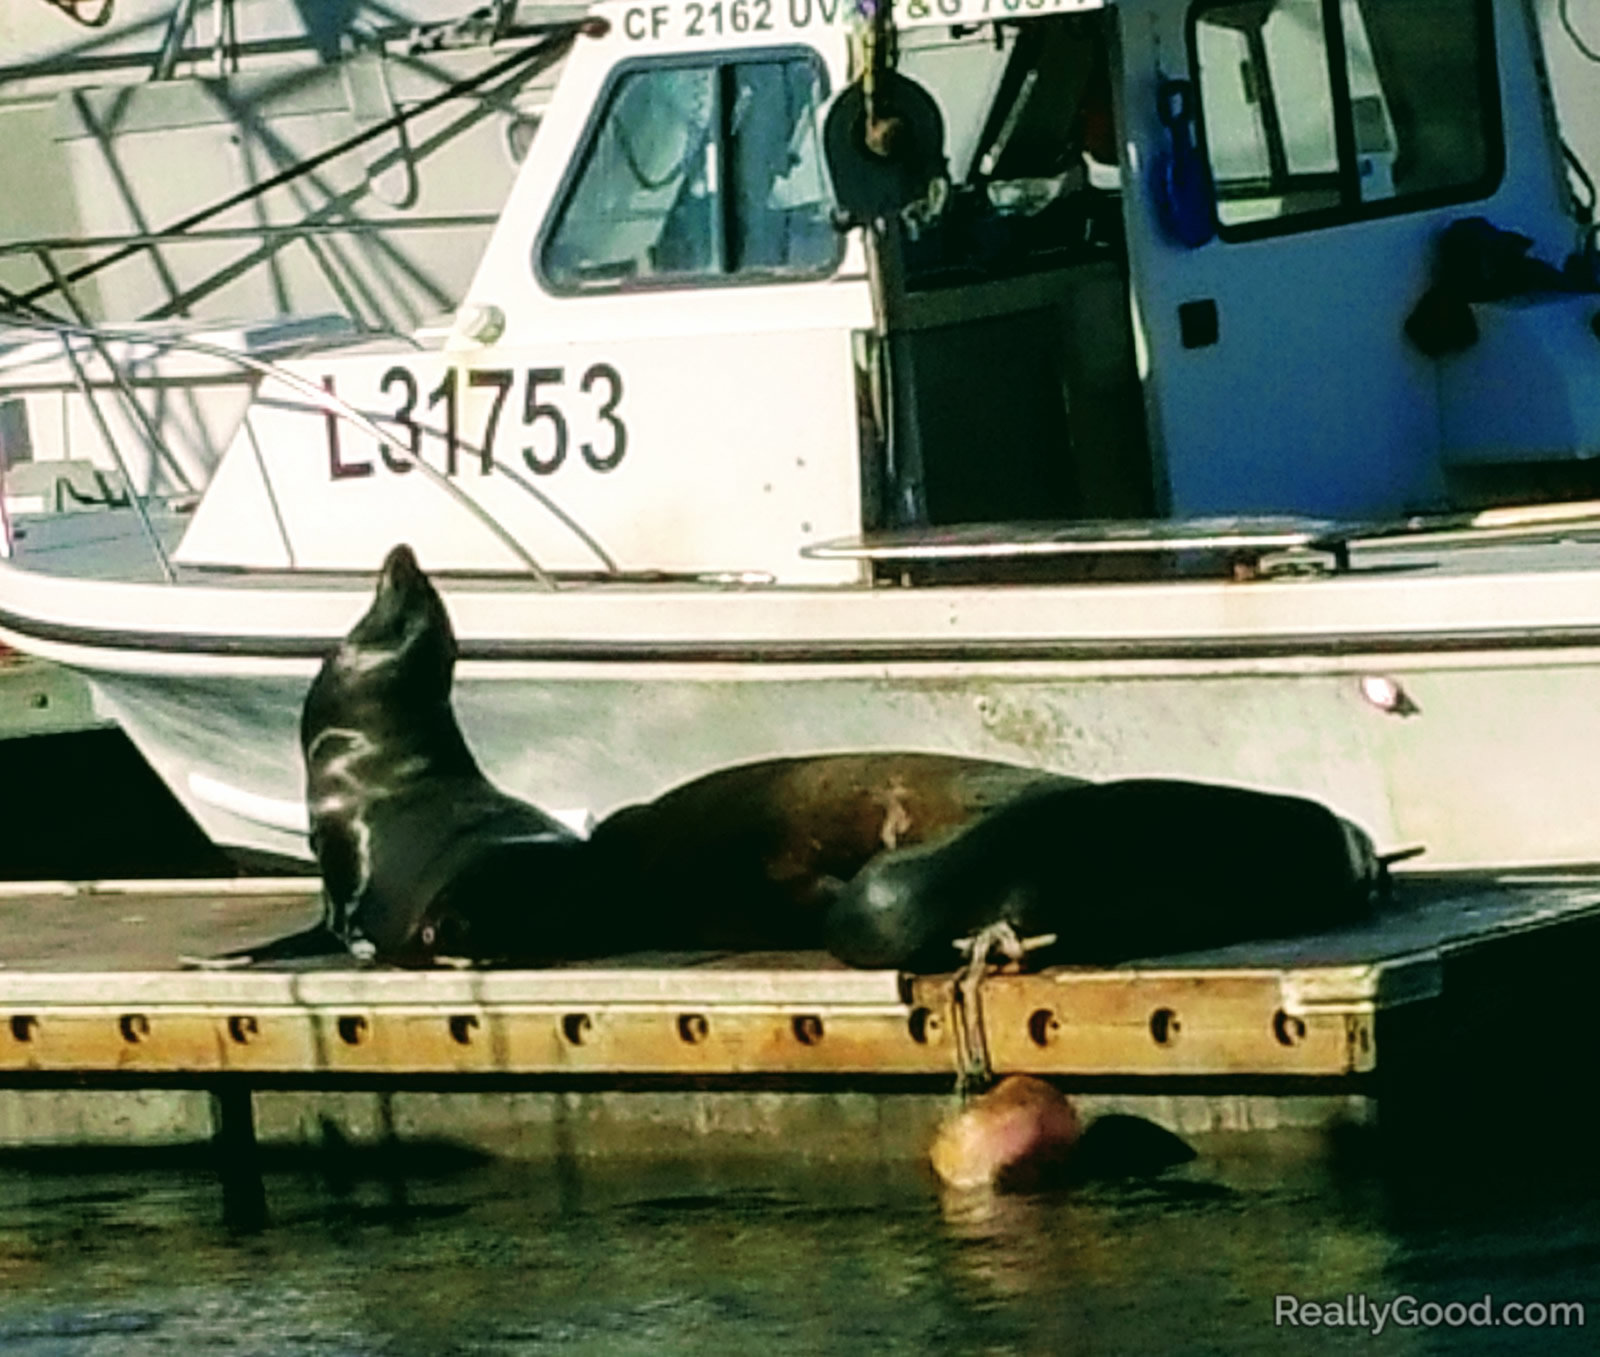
285,544,589,965
825,778,1388,971
586,754,1084,951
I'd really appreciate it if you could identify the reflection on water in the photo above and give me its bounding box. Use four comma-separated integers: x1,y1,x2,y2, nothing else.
0,1133,1595,1355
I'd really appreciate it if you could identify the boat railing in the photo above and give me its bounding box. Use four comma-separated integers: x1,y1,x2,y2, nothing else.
0,316,626,590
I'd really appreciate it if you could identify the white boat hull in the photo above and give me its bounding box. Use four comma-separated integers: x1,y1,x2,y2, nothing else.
76,633,1600,872
7,522,1600,872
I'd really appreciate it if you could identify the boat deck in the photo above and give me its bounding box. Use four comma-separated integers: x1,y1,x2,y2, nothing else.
15,504,1600,590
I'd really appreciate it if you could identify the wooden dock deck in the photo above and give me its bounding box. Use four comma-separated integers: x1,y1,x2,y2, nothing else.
0,873,1593,1162
0,875,1588,1082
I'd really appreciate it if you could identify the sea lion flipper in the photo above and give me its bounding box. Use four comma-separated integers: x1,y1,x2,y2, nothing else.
214,923,348,964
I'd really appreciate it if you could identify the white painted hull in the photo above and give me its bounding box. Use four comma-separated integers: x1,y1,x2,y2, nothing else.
1,0,1597,881
12,548,1598,871
76,641,1600,871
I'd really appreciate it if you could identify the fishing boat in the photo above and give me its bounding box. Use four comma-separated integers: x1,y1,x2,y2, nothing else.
2,0,1600,874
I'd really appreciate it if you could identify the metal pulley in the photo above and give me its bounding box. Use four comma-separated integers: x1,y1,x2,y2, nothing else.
824,0,946,223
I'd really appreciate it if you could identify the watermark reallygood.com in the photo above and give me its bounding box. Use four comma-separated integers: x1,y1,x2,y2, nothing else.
1274,1294,1585,1335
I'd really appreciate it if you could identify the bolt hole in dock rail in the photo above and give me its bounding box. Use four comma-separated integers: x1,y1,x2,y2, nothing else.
1149,1007,1180,1047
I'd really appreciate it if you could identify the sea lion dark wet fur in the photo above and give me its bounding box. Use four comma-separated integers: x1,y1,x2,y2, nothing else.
586,754,1084,951
286,544,586,965
825,779,1387,971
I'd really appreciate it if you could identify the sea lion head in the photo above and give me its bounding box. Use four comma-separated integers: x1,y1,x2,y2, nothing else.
823,842,958,970
300,544,463,753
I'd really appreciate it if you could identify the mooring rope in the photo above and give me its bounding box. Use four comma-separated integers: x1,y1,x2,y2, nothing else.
950,922,1057,1101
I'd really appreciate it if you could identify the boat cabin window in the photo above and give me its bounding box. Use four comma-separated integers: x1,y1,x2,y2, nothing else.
1191,0,1501,236
539,52,840,292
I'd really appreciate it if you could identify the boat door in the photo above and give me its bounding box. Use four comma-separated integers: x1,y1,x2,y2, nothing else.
860,9,1158,529
1120,0,1574,520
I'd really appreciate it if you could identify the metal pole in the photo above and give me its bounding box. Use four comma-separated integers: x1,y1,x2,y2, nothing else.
210,1083,267,1233
36,250,196,494
153,0,204,81
54,333,178,583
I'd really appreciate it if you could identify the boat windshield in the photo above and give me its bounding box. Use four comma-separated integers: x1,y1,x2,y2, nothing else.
541,53,840,291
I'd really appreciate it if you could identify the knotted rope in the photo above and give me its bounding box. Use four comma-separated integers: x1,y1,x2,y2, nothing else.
950,922,1057,1100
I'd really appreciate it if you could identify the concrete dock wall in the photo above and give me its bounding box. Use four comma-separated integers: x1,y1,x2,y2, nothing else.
0,1087,1376,1160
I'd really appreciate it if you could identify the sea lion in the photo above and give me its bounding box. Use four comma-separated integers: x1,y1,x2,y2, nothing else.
586,754,1084,951
825,778,1388,971
277,544,589,965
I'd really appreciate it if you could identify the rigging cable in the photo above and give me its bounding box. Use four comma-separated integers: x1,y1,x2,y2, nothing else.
1561,0,1600,63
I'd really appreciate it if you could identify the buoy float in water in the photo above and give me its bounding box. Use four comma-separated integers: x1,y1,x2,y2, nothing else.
929,1076,1084,1191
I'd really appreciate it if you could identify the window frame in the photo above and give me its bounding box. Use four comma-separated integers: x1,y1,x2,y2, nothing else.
533,45,843,297
1186,0,1505,242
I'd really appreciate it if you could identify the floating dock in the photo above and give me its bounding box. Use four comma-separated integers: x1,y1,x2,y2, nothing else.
0,874,1594,1163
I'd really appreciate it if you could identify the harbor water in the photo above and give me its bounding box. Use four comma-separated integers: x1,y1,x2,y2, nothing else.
0,1130,1594,1355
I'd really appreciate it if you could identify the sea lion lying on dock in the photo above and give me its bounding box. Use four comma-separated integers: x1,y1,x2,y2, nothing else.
825,778,1388,971
242,547,1388,972
586,753,1082,951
